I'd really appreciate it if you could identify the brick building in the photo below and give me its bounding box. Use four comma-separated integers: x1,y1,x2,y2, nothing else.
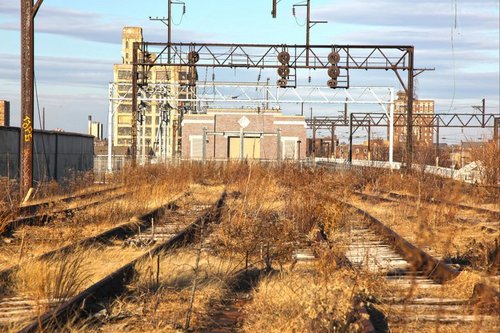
182,108,307,160
0,100,10,127
393,91,435,145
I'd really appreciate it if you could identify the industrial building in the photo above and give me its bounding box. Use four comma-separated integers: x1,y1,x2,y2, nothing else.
393,91,435,145
88,116,104,140
0,100,10,127
182,108,307,160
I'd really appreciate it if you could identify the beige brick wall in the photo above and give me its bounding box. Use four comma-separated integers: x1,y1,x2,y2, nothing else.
182,110,307,160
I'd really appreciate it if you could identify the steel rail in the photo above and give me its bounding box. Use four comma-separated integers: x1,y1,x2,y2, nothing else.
1,189,128,238
0,192,187,283
17,191,227,333
386,191,500,218
338,200,498,309
18,185,123,216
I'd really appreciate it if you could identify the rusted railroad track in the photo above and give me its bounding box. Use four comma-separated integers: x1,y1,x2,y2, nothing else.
0,191,188,326
18,185,123,216
357,190,500,218
1,190,226,332
352,189,500,276
340,201,499,332
0,187,129,238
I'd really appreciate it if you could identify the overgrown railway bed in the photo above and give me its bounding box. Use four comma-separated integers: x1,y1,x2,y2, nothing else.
340,201,499,332
352,189,500,276
0,186,226,332
0,163,498,333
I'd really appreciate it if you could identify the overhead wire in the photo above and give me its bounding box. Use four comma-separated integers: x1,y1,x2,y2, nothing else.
447,0,458,113
34,74,50,184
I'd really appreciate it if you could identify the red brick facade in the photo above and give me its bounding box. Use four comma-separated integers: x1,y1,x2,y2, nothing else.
182,109,307,160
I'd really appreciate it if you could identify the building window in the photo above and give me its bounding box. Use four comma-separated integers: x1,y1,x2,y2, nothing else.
117,104,132,113
118,127,131,136
118,70,132,80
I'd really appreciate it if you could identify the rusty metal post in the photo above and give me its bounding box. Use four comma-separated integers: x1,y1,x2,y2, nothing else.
348,113,353,163
405,47,415,170
330,124,335,158
306,0,311,66
494,117,499,147
435,117,440,166
312,117,316,159
20,0,35,198
276,128,282,164
131,42,138,167
482,98,485,128
168,0,172,63
272,0,277,18
367,122,371,157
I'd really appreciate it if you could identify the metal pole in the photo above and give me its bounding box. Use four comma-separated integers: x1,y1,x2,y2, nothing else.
42,107,45,130
406,47,415,170
330,124,335,159
297,140,301,160
482,98,485,128
312,117,316,158
276,128,282,163
239,127,244,161
367,122,371,160
494,117,499,146
107,83,114,172
266,78,270,109
202,127,207,162
131,42,138,167
389,88,394,168
168,0,172,64
141,111,146,164
436,117,440,167
20,0,35,197
306,0,311,67
348,112,353,164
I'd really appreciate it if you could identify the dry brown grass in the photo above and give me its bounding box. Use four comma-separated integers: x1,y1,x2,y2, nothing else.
244,250,384,333
2,162,498,332
98,249,244,332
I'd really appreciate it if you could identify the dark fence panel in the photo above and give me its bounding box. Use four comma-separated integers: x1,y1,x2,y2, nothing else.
0,127,94,182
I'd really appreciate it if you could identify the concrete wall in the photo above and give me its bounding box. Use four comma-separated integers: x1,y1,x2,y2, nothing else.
0,127,94,182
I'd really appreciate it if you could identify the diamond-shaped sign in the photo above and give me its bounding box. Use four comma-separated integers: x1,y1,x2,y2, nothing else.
238,116,250,128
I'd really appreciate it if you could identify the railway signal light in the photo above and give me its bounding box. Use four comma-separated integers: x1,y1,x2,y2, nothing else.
327,52,340,89
328,51,340,64
188,51,200,64
327,79,338,88
277,78,288,87
277,65,290,77
278,51,290,65
327,66,340,78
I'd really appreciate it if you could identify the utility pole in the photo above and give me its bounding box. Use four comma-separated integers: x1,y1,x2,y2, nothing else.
20,0,43,199
150,0,186,63
405,47,414,170
472,98,486,128
293,0,327,66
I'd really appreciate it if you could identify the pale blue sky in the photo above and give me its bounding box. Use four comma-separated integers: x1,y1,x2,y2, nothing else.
0,0,498,143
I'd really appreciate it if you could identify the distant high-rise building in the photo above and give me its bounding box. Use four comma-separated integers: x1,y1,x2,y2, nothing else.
88,116,104,140
392,91,435,145
112,27,192,158
0,100,10,127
